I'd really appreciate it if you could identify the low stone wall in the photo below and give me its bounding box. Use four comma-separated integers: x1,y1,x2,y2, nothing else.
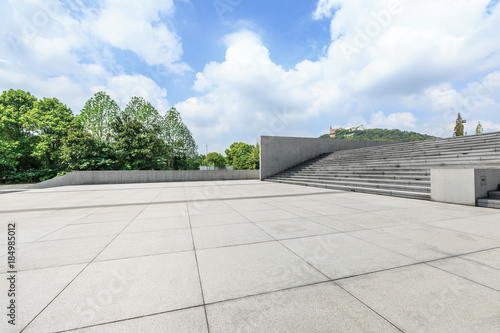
259,136,398,180
431,168,500,205
28,170,259,189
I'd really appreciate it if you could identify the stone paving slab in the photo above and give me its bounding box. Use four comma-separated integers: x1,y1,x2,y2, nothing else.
24,252,203,332
337,264,500,333
0,180,499,332
206,282,400,333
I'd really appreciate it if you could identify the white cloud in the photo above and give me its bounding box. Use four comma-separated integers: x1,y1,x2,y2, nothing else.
313,0,339,20
0,0,183,112
368,111,417,129
176,30,327,142
86,0,190,74
94,75,169,112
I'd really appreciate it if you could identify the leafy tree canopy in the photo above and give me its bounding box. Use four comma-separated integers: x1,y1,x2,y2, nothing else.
110,113,167,170
475,121,484,135
25,97,78,168
123,96,161,130
453,113,464,137
79,91,120,141
161,107,197,159
0,89,38,170
205,152,226,169
225,142,259,170
61,129,119,171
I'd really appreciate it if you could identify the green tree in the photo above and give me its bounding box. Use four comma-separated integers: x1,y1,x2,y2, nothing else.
0,89,39,171
110,114,167,170
475,121,484,135
249,143,260,170
225,142,258,170
79,91,120,141
206,152,226,169
160,107,199,169
123,96,161,130
60,129,119,171
453,113,465,137
25,98,77,168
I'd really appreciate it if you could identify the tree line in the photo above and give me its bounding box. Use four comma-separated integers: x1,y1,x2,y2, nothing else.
0,89,260,184
0,89,200,183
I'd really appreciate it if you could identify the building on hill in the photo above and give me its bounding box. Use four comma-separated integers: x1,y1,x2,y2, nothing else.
330,124,364,137
329,126,340,138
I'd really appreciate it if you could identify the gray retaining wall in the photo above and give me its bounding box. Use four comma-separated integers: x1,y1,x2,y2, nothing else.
28,170,259,189
259,136,398,180
431,168,500,205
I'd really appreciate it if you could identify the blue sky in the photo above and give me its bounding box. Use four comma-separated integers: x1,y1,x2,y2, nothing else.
1,0,500,154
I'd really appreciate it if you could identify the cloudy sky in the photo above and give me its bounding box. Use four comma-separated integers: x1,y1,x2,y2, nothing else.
1,0,499,154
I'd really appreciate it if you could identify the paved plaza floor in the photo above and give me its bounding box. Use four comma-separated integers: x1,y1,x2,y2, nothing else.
1,180,500,332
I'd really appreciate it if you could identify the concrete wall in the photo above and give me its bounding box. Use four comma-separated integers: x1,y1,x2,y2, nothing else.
431,168,500,205
259,136,398,180
28,170,259,189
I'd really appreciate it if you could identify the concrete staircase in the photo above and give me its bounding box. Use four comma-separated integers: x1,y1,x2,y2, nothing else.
266,131,500,201
477,185,500,208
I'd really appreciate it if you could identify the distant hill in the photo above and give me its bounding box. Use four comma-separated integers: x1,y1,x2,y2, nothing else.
320,128,440,142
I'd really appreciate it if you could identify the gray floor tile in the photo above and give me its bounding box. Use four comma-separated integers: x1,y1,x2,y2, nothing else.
24,252,203,332
426,215,500,240
309,205,362,216
137,203,188,219
256,218,337,240
192,224,273,249
197,242,328,303
123,216,190,233
338,264,500,333
366,223,500,256
71,307,208,333
224,199,276,212
334,212,409,229
428,248,500,291
281,233,415,279
239,209,299,222
96,229,193,261
76,212,137,224
3,236,113,272
0,264,85,333
188,201,234,216
206,282,399,333
350,229,449,261
373,207,451,223
189,212,250,228
0,225,65,245
39,221,127,241
307,215,363,231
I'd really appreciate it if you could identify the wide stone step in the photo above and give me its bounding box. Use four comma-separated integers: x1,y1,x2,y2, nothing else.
269,176,430,193
301,159,500,170
326,146,500,159
277,173,430,181
273,175,430,187
321,153,500,164
288,167,430,176
320,156,500,166
266,178,431,200
488,191,500,200
314,154,500,165
477,198,500,209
